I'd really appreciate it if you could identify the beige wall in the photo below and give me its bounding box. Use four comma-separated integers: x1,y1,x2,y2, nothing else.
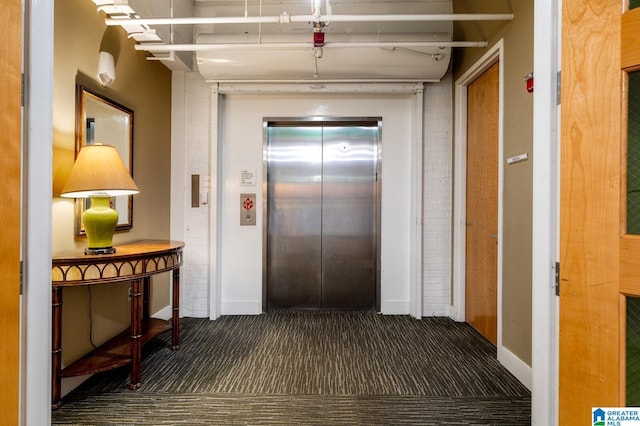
453,0,534,365
52,0,172,376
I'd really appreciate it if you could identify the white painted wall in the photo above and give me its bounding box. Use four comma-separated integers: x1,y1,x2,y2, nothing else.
220,93,413,314
173,75,454,318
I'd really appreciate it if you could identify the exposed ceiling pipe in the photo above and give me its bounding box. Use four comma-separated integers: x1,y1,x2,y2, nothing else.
383,47,445,61
213,80,439,86
292,13,514,23
258,0,263,43
215,82,425,94
108,16,284,25
312,0,322,18
135,40,487,52
105,13,514,27
325,0,333,18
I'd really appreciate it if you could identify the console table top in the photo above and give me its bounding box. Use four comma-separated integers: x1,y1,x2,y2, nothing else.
51,239,184,286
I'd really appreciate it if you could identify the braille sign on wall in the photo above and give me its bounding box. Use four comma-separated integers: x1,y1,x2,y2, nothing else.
240,169,256,186
240,193,256,226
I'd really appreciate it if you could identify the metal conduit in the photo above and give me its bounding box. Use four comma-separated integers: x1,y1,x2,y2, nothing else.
106,13,514,27
135,40,487,52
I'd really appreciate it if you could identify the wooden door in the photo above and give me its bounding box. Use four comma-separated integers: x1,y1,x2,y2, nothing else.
465,62,499,345
0,0,22,424
559,0,636,423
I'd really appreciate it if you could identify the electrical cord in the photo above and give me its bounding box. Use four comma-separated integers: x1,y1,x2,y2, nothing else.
88,286,97,349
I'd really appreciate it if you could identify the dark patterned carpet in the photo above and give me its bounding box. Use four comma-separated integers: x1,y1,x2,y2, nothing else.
52,312,531,425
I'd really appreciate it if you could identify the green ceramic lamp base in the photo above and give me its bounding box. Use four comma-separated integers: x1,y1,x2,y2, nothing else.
82,195,118,255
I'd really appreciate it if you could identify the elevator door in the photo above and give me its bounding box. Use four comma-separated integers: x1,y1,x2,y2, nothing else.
266,120,379,310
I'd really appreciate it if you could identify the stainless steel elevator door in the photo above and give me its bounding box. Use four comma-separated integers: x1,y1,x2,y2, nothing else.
267,125,323,309
266,121,379,310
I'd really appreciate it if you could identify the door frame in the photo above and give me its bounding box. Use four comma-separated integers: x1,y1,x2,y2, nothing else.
453,41,504,339
197,85,424,318
531,0,560,423
261,117,383,312
22,0,55,424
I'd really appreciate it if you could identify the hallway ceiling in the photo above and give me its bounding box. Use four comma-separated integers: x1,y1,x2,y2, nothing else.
91,0,513,82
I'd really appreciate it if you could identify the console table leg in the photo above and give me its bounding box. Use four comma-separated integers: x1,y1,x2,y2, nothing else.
129,278,142,390
142,276,151,321
51,287,63,409
172,268,180,350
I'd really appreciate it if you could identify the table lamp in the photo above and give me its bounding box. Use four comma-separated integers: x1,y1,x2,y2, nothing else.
61,144,139,254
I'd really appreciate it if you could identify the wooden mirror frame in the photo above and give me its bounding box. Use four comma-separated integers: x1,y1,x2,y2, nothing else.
75,84,134,236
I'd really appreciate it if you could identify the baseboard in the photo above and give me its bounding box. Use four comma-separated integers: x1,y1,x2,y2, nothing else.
498,345,532,391
422,304,453,317
381,300,410,315
152,305,172,321
219,300,413,315
221,300,262,315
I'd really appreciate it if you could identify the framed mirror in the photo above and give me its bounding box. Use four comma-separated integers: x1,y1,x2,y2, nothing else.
75,84,134,236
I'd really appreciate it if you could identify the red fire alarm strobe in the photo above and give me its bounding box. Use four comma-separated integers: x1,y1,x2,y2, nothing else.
524,73,534,93
314,31,325,47
313,21,325,47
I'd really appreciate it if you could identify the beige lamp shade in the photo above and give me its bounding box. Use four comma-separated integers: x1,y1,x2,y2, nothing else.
60,144,139,198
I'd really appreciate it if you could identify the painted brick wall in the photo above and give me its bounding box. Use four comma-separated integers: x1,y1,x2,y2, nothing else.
422,73,453,317
180,74,212,317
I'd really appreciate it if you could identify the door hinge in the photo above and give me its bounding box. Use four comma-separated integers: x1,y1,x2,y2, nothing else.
21,73,25,107
554,261,560,296
20,260,23,295
556,70,561,105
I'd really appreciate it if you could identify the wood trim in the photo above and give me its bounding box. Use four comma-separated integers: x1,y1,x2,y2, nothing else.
0,1,22,424
621,71,629,236
622,8,640,70
621,236,640,295
559,0,622,423
620,294,627,403
621,5,640,407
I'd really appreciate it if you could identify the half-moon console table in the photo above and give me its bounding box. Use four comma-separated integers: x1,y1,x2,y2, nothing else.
51,240,184,409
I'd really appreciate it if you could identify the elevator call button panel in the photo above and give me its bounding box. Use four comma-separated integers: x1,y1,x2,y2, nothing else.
240,193,256,226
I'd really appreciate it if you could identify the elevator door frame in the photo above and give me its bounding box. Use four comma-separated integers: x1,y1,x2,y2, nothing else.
262,117,382,312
